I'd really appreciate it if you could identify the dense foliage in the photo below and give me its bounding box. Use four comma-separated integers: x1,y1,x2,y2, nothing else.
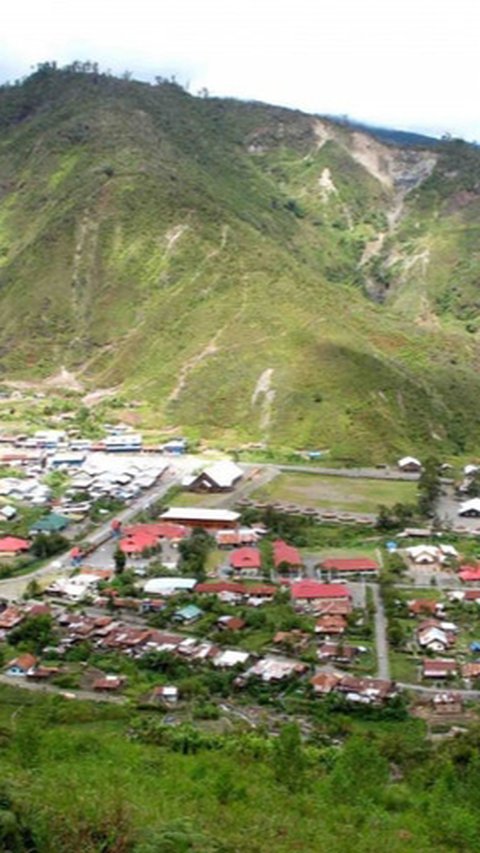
0,684,480,851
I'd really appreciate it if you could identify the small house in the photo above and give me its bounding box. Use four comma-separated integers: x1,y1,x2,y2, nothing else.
459,499,480,518
398,456,422,473
217,615,246,632
29,513,69,535
173,604,203,624
315,614,347,635
230,546,262,577
273,540,303,573
0,536,30,558
422,659,457,679
183,461,243,493
320,556,379,578
150,685,179,704
7,654,37,676
93,675,125,692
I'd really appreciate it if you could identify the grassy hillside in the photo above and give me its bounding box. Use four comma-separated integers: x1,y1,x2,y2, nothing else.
1,684,480,852
1,65,480,460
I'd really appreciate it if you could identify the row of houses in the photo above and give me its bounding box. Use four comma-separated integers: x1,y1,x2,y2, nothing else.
311,672,397,705
54,612,250,670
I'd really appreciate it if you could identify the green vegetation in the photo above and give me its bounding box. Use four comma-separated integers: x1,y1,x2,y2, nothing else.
251,471,418,513
0,682,479,850
1,67,480,460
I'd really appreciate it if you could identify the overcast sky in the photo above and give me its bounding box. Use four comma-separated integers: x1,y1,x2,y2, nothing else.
2,0,479,140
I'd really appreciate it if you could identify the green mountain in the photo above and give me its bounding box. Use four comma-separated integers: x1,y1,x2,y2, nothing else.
1,64,480,461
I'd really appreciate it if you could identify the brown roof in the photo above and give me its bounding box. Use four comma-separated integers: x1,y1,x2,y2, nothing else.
0,607,25,629
310,672,342,694
422,659,457,676
315,615,347,633
315,600,352,616
218,616,245,631
317,642,356,661
462,662,480,679
337,674,396,699
27,665,60,679
93,676,124,691
9,653,37,671
408,599,440,616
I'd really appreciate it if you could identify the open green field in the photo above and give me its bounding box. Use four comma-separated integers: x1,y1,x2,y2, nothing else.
389,651,422,684
251,472,417,513
168,491,227,508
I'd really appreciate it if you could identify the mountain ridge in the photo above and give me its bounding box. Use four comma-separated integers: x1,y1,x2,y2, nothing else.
1,66,480,460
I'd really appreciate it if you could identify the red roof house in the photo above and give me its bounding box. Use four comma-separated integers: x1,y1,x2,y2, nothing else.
230,547,262,571
291,581,350,603
408,599,442,617
0,607,25,630
422,659,457,678
246,584,276,597
321,557,379,576
7,654,38,676
93,675,125,691
315,614,347,634
458,566,480,583
273,540,302,570
0,536,30,556
464,590,480,602
310,672,343,695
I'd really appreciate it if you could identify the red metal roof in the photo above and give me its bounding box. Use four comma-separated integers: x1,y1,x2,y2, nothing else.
0,536,30,553
322,557,379,572
123,522,189,540
247,584,276,596
196,581,245,595
230,547,262,569
459,566,480,582
273,540,302,568
291,581,350,600
423,659,457,674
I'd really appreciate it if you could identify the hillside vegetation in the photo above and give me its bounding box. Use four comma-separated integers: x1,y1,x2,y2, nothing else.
1,65,480,460
2,685,480,852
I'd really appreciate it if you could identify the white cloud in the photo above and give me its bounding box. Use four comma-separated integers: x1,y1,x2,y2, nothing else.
2,0,479,139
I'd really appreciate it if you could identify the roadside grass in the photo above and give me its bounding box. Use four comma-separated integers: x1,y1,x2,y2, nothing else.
251,472,417,513
389,651,421,683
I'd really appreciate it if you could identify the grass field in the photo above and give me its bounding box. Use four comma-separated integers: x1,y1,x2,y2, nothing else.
251,472,417,514
389,651,421,684
167,491,226,508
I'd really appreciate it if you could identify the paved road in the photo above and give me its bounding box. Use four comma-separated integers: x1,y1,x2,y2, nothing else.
398,682,480,700
0,467,184,601
370,583,390,680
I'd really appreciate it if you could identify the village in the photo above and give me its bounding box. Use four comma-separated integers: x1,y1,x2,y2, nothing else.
0,427,480,733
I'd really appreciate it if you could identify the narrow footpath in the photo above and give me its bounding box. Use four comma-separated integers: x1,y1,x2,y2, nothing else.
370,583,390,680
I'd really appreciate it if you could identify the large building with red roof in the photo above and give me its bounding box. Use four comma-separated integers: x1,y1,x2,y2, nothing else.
290,581,350,607
320,557,379,577
120,522,189,556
